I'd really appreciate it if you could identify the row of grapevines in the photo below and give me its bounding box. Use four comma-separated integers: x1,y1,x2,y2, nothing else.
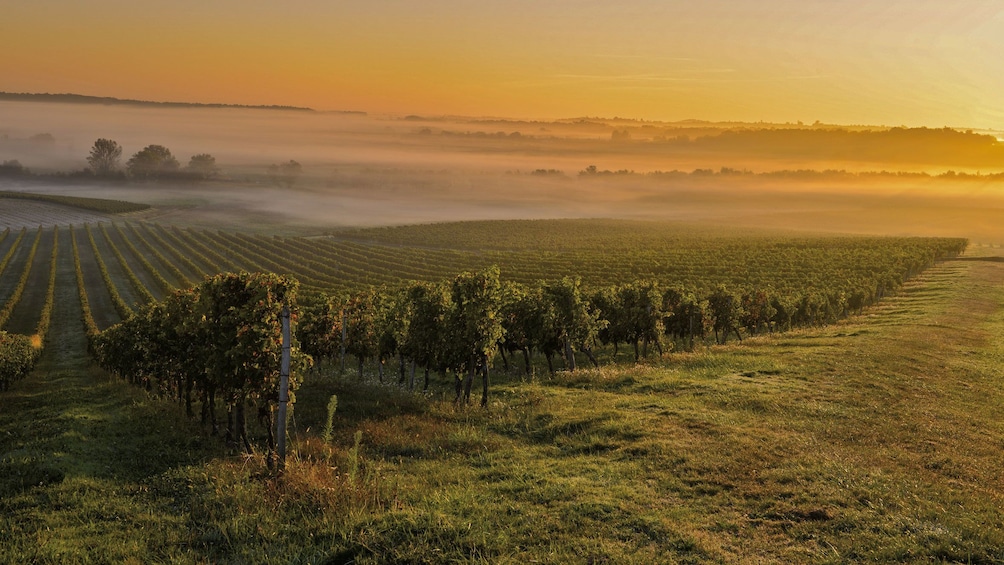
233,232,343,287
300,234,965,400
0,331,34,391
208,231,318,284
168,226,242,272
0,228,48,388
70,225,100,339
0,227,27,278
97,222,156,304
149,224,224,275
84,223,134,319
280,236,421,288
0,190,150,214
33,226,59,345
124,222,193,287
0,226,43,328
112,222,176,294
92,272,310,453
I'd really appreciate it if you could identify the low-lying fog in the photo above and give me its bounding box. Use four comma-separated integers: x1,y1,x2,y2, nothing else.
2,101,1003,243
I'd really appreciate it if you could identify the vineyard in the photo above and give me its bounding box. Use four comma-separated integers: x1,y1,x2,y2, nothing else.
0,217,966,396
4,204,1004,563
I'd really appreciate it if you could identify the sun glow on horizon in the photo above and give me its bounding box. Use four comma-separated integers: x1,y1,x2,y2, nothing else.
2,1,1003,128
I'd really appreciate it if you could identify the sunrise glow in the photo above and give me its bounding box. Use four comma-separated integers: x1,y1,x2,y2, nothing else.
2,1,1002,126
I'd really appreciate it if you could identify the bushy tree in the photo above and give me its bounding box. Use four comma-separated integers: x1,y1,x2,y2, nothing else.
0,160,26,177
268,160,302,188
187,153,219,179
86,138,122,176
127,144,180,179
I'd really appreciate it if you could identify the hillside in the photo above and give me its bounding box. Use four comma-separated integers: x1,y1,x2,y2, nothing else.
1,240,1002,562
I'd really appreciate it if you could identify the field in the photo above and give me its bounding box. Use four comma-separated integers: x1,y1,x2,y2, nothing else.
0,194,1002,563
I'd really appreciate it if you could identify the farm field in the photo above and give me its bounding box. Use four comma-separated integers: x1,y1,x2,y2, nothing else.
0,194,1002,563
0,200,111,229
7,1,1004,561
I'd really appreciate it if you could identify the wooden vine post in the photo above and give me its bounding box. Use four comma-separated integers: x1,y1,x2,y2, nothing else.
277,304,292,473
340,308,347,374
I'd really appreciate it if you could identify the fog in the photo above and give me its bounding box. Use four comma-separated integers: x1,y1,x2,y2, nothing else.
2,100,1004,243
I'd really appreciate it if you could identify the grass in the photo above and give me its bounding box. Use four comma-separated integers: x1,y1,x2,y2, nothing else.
2,252,1004,563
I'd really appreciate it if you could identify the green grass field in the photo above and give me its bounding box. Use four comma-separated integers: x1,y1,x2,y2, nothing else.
0,196,1002,563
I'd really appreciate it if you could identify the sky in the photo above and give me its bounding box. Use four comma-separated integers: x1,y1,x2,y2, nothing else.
3,0,1003,127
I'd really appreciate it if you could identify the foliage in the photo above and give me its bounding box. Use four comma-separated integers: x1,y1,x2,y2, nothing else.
0,331,35,391
267,160,302,188
126,144,180,179
69,225,100,340
187,153,219,178
707,284,743,344
0,226,43,328
86,138,123,176
0,159,27,176
0,190,149,214
84,223,135,319
92,272,311,450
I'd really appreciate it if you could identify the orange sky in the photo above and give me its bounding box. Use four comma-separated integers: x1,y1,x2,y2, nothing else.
3,1,1002,127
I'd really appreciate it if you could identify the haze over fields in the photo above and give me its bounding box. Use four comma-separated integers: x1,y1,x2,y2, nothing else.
1,1,1003,241
2,99,1004,244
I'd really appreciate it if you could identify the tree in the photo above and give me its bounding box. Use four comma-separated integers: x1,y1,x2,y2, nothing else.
127,144,180,179
0,160,26,177
268,160,302,188
187,153,219,179
87,138,122,176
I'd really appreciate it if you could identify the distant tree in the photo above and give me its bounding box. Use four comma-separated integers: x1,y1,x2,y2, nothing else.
30,133,56,145
187,153,219,179
87,138,123,176
0,160,27,177
267,160,302,188
127,144,179,179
